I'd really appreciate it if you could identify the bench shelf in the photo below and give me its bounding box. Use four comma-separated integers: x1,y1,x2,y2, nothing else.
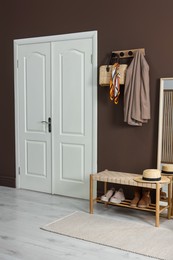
96,198,169,214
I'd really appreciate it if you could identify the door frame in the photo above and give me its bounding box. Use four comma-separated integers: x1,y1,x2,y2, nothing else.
14,31,98,193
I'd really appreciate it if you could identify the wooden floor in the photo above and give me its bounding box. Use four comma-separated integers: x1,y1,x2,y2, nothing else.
0,186,162,260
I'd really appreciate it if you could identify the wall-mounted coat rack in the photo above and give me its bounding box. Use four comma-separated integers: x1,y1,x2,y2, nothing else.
112,48,145,59
99,48,146,87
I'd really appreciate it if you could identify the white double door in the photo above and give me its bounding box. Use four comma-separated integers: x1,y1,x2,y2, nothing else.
14,32,97,199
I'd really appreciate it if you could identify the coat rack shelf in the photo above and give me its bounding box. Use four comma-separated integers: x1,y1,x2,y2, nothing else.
112,48,145,59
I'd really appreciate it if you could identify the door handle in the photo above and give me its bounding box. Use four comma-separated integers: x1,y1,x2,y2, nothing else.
41,117,51,133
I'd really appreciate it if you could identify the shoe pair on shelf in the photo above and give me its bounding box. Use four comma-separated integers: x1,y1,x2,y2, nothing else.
130,188,151,208
130,188,167,208
101,188,125,204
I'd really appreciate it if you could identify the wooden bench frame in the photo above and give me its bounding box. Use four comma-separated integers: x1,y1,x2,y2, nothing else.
90,170,172,227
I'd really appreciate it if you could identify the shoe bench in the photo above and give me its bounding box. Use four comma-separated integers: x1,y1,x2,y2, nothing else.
90,170,172,227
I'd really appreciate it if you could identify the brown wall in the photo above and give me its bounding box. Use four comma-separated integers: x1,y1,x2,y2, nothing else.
1,0,173,187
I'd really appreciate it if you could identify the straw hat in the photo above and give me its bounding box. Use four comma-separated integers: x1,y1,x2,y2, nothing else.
162,164,173,174
142,169,161,181
134,169,164,183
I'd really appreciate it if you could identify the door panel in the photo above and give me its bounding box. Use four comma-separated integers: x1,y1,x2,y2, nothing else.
61,143,84,182
26,53,47,132
52,39,93,199
61,50,84,135
26,141,47,176
18,43,52,193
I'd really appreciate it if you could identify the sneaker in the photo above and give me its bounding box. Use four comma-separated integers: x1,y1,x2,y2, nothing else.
110,188,125,203
101,188,115,202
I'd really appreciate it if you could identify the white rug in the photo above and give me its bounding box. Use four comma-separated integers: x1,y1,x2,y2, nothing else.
41,211,173,260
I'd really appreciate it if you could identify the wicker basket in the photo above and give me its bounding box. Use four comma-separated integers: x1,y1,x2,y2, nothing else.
99,64,128,86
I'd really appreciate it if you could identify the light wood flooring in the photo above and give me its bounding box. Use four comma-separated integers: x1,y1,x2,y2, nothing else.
0,186,164,260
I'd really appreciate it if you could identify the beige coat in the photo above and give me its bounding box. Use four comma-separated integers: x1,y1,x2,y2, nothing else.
124,50,150,126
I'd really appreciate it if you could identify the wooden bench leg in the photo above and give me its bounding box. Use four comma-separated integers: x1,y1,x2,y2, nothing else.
103,182,109,208
155,183,160,227
104,182,107,194
168,178,172,219
90,174,93,214
169,176,173,217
